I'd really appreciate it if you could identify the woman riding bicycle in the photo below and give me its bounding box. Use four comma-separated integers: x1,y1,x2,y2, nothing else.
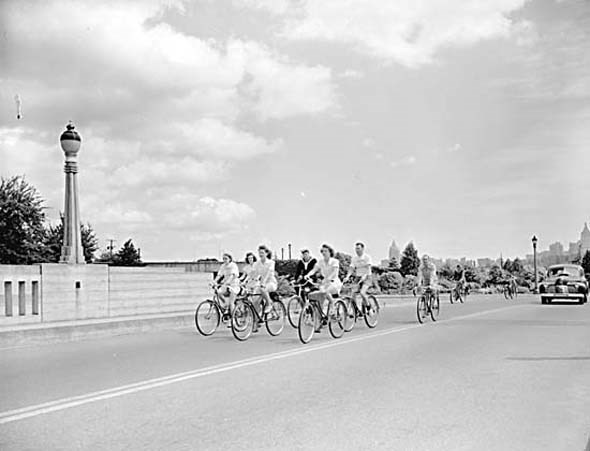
213,253,240,318
253,245,278,316
305,244,342,323
240,252,258,291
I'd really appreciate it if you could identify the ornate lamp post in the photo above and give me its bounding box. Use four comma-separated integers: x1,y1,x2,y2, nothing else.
59,122,85,264
532,235,538,293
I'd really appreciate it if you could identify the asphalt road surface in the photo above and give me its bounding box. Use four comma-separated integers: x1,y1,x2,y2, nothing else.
1,294,589,450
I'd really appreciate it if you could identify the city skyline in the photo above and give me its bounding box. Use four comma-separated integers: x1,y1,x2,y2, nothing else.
1,0,589,262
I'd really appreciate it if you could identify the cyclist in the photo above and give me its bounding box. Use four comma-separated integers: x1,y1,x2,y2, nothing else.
416,254,438,295
305,244,342,326
253,245,278,316
240,252,257,290
508,274,518,297
453,264,467,293
213,253,240,319
294,248,317,295
344,242,373,312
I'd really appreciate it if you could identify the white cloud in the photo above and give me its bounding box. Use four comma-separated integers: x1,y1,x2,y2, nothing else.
390,155,417,168
240,0,530,67
362,138,375,148
448,143,462,153
339,69,364,79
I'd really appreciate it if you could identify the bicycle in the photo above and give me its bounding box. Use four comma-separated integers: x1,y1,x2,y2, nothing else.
417,286,440,323
287,279,316,328
502,283,517,300
340,279,380,332
195,283,235,336
449,283,468,304
297,283,348,344
231,282,286,341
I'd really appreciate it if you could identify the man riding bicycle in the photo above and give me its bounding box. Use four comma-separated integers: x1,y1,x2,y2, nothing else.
453,264,467,292
416,254,438,295
344,242,373,312
294,248,317,296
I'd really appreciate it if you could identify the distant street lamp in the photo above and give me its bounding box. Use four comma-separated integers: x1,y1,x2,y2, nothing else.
288,243,292,260
59,122,85,264
532,235,538,293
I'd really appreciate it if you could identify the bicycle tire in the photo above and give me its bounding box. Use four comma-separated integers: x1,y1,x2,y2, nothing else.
417,295,427,324
504,288,510,300
195,300,220,336
343,297,356,332
266,300,286,336
231,300,254,341
287,296,303,329
430,294,440,321
298,303,316,344
328,300,347,339
364,295,379,328
449,290,455,304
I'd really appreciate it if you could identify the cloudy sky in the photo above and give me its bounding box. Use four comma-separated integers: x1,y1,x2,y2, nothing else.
1,0,589,261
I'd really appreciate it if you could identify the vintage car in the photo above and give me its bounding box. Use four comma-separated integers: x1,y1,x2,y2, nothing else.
539,264,588,304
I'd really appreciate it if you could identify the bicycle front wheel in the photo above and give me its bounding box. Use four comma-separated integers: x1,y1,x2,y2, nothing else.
287,296,303,329
449,290,455,304
298,303,316,344
417,295,427,324
503,288,510,300
328,300,347,339
343,297,356,332
430,294,440,321
266,300,286,336
231,300,254,341
195,300,220,336
364,295,379,328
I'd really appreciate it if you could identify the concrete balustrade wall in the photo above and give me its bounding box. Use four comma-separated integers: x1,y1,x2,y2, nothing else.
0,265,42,326
0,264,213,326
108,267,211,316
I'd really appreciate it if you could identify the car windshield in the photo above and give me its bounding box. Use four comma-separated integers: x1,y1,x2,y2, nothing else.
548,266,583,278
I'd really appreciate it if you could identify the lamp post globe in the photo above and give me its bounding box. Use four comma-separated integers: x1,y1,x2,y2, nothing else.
60,122,81,156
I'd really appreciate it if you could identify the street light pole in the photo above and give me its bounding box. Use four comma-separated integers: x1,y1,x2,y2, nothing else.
532,235,538,293
288,243,292,260
59,122,85,264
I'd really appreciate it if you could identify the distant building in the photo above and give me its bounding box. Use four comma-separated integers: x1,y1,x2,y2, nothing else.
581,223,590,256
477,258,494,268
388,240,401,262
548,242,564,255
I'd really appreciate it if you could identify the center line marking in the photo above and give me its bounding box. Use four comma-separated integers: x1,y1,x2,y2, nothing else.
0,303,529,425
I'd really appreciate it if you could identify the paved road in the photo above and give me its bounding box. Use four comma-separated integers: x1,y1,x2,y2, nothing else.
0,294,589,450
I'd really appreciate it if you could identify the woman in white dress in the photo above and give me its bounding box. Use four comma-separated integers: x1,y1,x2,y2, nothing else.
253,245,278,316
305,244,342,317
240,252,257,290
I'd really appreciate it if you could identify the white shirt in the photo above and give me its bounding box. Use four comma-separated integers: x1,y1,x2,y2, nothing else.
318,257,341,286
351,253,373,278
218,262,239,289
254,259,277,286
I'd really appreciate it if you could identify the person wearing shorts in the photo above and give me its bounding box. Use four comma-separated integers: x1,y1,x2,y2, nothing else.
253,245,278,316
214,253,239,317
345,242,373,311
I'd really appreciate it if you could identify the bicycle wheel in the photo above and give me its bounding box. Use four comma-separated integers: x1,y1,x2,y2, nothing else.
298,303,316,344
195,300,220,336
328,300,347,339
364,295,379,328
343,297,356,332
231,300,254,341
503,288,510,300
461,289,466,303
449,290,455,304
430,294,440,321
266,300,286,336
417,295,427,324
287,296,303,329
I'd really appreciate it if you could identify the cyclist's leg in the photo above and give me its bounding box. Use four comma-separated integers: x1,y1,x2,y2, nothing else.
359,281,370,309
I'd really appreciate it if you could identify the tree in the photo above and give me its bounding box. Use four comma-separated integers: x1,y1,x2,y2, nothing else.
335,252,352,280
581,251,590,278
503,258,512,272
400,242,420,276
388,257,400,271
487,265,504,285
112,239,143,266
0,176,47,264
378,271,403,293
43,214,99,263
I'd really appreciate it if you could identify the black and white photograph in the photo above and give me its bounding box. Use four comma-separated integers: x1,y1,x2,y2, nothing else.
1,0,589,449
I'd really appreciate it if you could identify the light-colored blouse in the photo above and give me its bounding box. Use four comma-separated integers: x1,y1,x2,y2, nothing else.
253,259,277,286
318,257,341,287
218,262,239,289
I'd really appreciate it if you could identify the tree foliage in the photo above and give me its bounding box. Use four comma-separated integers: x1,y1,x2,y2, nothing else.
43,214,99,263
581,251,590,278
400,242,420,276
112,239,143,266
0,176,47,264
335,251,351,280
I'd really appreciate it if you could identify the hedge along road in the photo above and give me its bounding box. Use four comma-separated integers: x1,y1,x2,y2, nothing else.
1,294,589,450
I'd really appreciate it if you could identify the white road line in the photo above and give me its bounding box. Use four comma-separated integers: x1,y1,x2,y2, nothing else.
0,303,529,425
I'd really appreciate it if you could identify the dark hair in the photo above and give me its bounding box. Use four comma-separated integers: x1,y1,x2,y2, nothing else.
321,244,335,257
222,253,233,262
258,245,272,259
355,242,365,249
245,252,257,264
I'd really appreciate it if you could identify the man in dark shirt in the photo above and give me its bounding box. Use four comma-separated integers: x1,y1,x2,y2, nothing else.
294,249,317,294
